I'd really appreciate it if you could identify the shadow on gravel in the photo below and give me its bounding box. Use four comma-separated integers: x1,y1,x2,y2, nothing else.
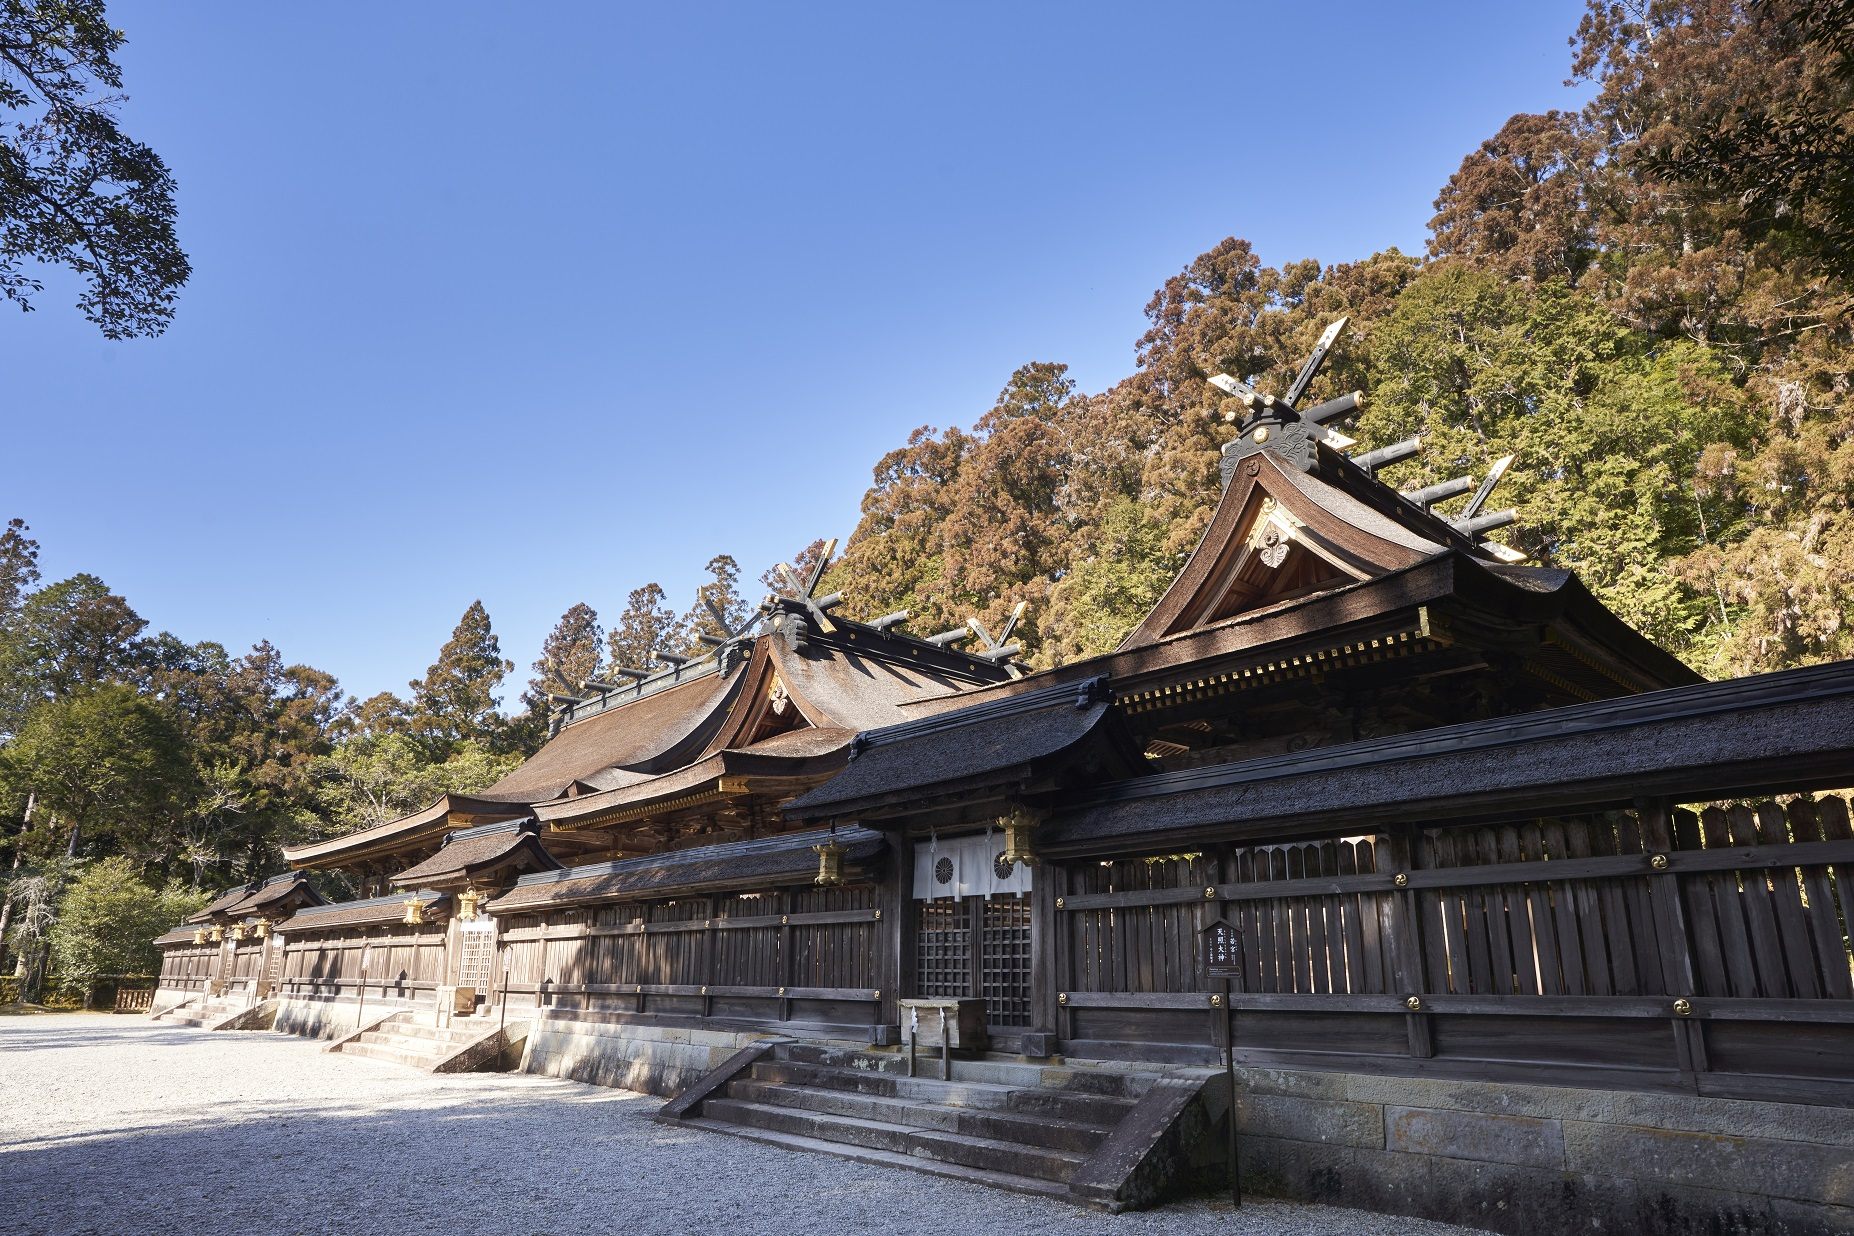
0,1082,1483,1236
0,1023,208,1053
0,1023,1486,1236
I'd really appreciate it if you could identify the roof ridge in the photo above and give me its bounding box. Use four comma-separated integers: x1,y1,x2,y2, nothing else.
849,675,1109,756
289,888,444,916
443,817,537,844
510,825,880,888
1076,656,1853,810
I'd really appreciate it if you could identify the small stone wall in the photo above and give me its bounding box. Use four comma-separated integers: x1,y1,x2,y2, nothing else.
1236,1068,1854,1236
519,1014,770,1097
149,985,200,1017
272,994,420,1041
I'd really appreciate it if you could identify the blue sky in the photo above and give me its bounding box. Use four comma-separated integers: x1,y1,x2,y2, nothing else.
2,1,1590,704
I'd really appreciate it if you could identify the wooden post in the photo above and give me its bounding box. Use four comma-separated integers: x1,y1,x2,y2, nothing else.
881,835,913,1035
1031,857,1061,1040
779,888,794,1024
1386,829,1434,1058
967,895,985,1006
1639,796,1706,1086
702,895,716,1020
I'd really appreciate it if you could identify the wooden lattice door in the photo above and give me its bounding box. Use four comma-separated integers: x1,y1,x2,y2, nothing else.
913,893,1033,1028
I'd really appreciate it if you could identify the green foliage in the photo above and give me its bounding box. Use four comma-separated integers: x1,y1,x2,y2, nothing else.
0,683,193,861
607,582,680,671
303,733,520,840
0,573,147,736
826,1,1852,679
678,555,749,653
0,517,38,618
1042,499,1179,664
0,0,190,336
47,856,204,982
407,600,514,756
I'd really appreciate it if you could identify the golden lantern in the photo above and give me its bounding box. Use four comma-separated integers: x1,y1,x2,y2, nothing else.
813,832,846,887
255,919,271,939
402,896,426,925
1000,806,1041,870
457,885,481,920
229,923,246,941
208,924,224,942
192,927,207,945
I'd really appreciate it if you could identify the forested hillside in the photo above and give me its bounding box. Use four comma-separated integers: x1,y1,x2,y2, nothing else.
3,0,1850,998
822,0,1854,680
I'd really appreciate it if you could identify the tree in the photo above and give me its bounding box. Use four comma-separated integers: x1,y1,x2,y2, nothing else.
678,555,748,652
306,733,520,840
0,0,190,336
1042,498,1178,664
0,516,38,617
607,582,679,671
0,572,147,735
0,683,193,861
47,856,205,1003
1428,111,1598,283
1,857,67,1002
1576,0,1854,283
824,424,974,634
528,602,602,699
407,600,512,755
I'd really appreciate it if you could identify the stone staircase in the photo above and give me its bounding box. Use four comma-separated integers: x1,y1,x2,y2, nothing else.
331,1012,498,1069
664,1042,1216,1208
151,994,251,1028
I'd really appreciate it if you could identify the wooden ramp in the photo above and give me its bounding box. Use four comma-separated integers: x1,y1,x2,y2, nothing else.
658,1041,1222,1211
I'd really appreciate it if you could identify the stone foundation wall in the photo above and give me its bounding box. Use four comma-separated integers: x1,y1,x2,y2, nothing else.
149,985,200,1017
1236,1068,1854,1236
519,1015,769,1097
272,994,419,1041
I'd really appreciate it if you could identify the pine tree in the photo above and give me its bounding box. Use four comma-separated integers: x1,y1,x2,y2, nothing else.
0,518,40,619
679,555,749,652
529,602,603,698
407,601,512,755
607,583,680,670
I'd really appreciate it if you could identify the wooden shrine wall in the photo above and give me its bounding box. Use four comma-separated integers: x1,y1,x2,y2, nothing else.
1051,791,1854,1105
276,922,449,1009
155,942,215,994
495,881,884,1035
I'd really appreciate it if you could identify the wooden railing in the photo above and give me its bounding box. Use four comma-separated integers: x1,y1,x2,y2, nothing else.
497,884,883,1032
1051,791,1854,1104
113,986,155,1013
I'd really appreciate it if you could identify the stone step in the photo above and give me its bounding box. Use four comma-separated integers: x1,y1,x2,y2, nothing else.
337,1040,448,1069
777,1041,1160,1097
725,1079,1111,1154
679,1116,1071,1201
353,1030,451,1053
361,1020,479,1045
751,1059,1137,1127
701,1098,1086,1183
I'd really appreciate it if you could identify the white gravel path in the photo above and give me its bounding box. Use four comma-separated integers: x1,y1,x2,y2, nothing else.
0,1017,1492,1236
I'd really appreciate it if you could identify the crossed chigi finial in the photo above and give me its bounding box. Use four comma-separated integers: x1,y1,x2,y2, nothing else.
1208,318,1525,563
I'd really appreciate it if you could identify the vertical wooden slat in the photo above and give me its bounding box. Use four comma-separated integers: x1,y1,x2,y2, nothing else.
1756,801,1820,999
1473,827,1515,996
1564,820,1616,996
1725,805,1790,996
1541,820,1589,996
1337,842,1368,995
1789,798,1854,1000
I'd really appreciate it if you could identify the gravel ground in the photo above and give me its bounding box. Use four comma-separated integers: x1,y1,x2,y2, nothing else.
0,1017,1492,1236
